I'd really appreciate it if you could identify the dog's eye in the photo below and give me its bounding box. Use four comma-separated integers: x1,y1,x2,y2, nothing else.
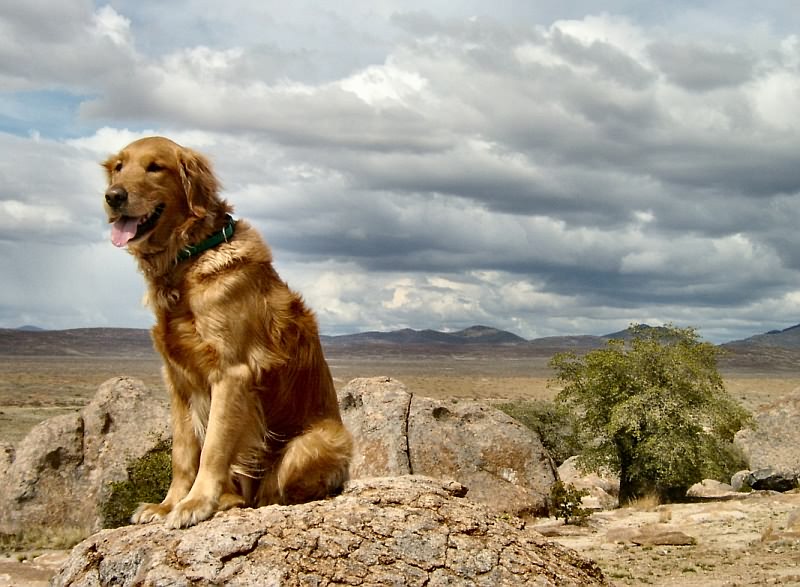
114,162,123,172
147,162,163,173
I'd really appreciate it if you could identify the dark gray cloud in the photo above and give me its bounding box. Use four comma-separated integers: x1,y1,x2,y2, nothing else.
648,41,756,91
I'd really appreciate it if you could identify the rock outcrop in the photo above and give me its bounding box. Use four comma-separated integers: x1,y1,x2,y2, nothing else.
735,394,800,475
52,476,609,587
733,394,800,495
0,377,170,534
339,377,558,517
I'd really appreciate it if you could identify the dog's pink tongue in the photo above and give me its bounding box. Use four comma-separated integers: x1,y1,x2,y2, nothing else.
111,217,139,248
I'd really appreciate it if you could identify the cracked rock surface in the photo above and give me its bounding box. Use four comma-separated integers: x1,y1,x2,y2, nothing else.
52,476,608,586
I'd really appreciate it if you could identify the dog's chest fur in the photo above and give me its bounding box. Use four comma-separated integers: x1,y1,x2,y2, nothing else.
151,299,216,441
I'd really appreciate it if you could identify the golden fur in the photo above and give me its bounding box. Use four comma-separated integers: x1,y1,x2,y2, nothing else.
102,136,352,528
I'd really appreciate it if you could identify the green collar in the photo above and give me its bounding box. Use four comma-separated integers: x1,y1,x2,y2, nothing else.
176,215,236,262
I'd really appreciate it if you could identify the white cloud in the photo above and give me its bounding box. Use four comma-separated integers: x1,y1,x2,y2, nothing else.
92,5,133,49
340,61,428,106
551,13,649,59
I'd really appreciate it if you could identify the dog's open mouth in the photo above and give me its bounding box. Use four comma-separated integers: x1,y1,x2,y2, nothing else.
110,203,165,248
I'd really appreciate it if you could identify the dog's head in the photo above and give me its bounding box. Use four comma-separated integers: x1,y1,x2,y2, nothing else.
102,136,220,254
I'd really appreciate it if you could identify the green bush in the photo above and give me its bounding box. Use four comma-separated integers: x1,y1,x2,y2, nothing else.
100,440,172,528
549,480,591,525
551,324,755,504
496,399,581,465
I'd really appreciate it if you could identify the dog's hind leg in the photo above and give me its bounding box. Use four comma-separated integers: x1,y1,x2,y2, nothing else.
271,419,353,505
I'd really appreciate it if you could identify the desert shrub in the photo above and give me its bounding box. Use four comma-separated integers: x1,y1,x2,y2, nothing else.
549,481,591,525
551,324,755,504
496,399,581,465
100,439,172,528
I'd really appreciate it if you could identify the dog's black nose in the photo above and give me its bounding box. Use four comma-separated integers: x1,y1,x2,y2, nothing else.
105,186,128,209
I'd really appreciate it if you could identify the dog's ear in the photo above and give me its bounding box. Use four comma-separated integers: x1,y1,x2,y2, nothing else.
178,147,219,217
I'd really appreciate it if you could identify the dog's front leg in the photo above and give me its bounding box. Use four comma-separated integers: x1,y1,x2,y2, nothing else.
165,364,251,528
132,388,200,523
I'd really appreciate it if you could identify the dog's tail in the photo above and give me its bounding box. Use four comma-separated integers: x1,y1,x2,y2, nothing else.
260,419,353,505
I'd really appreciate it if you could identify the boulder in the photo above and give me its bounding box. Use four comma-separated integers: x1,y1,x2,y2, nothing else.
0,377,170,534
605,525,696,547
746,467,799,492
730,469,752,492
686,479,742,500
629,527,697,547
51,476,609,587
557,456,619,510
339,377,558,517
735,394,800,476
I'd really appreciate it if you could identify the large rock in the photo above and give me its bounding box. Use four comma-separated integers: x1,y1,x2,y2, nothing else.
686,479,742,500
735,394,800,475
339,377,558,517
557,456,620,510
746,467,799,492
0,377,170,534
52,476,609,587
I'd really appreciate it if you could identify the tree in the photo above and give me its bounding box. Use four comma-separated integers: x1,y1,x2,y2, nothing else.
550,324,753,504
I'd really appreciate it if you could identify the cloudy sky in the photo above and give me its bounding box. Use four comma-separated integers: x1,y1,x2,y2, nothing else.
2,1,800,342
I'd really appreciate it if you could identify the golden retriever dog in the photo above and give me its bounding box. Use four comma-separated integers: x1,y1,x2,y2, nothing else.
102,136,352,528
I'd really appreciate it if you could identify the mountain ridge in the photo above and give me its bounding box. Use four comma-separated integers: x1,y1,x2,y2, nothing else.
320,325,527,346
2,322,800,357
724,323,800,349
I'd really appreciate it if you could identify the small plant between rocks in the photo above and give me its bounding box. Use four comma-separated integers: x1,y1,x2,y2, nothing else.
100,439,172,528
549,480,591,525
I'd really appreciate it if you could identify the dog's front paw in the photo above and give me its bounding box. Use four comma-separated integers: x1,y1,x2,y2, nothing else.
163,492,246,528
165,496,217,529
131,502,172,524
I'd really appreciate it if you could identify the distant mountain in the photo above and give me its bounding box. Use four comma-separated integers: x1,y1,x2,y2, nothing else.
601,324,673,340
523,325,666,353
16,325,45,331
723,323,800,349
5,323,800,362
451,325,528,344
1,325,529,357
323,325,526,347
525,334,606,352
0,327,154,357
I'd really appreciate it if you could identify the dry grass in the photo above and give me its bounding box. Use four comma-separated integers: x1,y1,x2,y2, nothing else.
0,526,90,554
627,493,661,512
0,357,164,444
